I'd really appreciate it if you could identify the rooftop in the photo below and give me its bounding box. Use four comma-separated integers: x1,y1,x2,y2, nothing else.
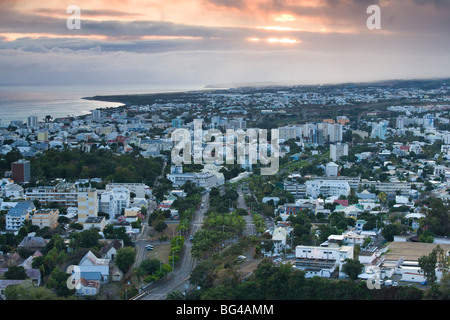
384,242,450,262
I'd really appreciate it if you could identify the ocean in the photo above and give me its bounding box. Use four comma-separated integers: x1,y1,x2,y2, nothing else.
0,84,206,125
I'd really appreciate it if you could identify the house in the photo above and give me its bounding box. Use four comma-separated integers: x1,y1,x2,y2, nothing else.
325,162,339,177
4,183,24,198
100,239,123,260
83,216,106,231
0,280,32,299
79,250,110,267
111,266,124,282
262,226,290,256
77,251,110,283
0,267,41,297
18,236,47,252
20,250,43,270
75,277,101,296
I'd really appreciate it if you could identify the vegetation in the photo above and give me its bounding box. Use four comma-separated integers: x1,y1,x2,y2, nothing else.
187,259,424,300
30,147,164,186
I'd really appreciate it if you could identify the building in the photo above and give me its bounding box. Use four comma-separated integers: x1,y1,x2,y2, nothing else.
37,131,49,142
371,121,388,140
305,180,351,198
325,162,339,177
83,216,106,231
228,118,246,129
100,187,130,220
77,188,99,224
381,242,450,284
106,183,147,198
27,116,38,128
171,118,184,128
18,236,46,252
277,200,316,217
330,143,348,162
359,181,411,197
4,183,24,198
283,181,307,199
295,245,354,278
26,182,78,207
167,165,224,189
6,202,35,231
278,126,298,141
11,160,30,183
31,208,59,229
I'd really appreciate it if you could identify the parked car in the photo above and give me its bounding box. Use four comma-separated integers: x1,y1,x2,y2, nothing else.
146,245,154,250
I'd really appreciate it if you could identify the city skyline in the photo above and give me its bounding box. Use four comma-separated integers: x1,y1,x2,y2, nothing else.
0,0,449,87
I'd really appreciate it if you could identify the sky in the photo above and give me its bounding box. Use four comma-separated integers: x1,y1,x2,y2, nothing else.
0,0,449,88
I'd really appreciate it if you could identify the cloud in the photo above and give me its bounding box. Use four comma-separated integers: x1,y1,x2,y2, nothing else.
0,0,449,87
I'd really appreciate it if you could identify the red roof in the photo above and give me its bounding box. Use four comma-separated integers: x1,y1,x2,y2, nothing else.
334,199,349,207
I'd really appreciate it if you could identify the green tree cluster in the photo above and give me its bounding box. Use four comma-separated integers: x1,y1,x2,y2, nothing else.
189,259,423,300
31,148,163,185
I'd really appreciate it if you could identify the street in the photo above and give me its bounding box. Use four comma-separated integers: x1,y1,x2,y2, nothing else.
139,192,209,300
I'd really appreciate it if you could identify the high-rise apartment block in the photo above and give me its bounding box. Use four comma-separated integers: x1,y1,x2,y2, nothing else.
12,160,31,183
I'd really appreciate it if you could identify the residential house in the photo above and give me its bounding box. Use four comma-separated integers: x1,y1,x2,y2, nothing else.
100,239,123,260
111,266,124,282
77,251,110,283
83,216,106,231
75,277,101,296
18,236,47,252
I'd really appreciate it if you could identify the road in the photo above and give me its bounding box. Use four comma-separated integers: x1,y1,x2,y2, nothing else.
139,192,209,300
237,185,257,237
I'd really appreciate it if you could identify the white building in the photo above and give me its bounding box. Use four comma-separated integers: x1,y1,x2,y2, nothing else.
295,245,354,278
330,143,349,162
167,165,224,189
278,126,299,141
105,183,147,198
325,162,339,177
5,202,35,231
305,180,350,198
100,187,130,220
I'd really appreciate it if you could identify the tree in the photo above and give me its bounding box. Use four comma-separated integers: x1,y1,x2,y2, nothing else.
381,223,401,241
342,258,364,280
115,247,136,274
4,266,27,280
167,290,184,300
137,258,161,278
418,247,438,285
46,268,75,297
154,220,168,233
5,283,59,300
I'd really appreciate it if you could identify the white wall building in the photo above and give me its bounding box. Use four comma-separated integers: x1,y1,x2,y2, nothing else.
325,162,339,177
330,143,349,162
305,180,350,198
100,187,130,220
295,245,354,278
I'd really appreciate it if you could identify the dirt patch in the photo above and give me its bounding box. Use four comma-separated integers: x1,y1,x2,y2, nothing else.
147,222,180,241
144,243,172,264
